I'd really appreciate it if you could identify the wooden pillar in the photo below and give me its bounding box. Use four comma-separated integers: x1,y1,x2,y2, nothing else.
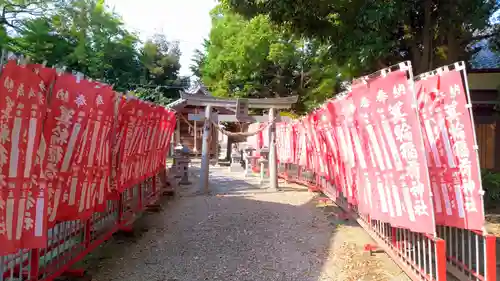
494,117,500,171
175,117,180,144
193,108,198,154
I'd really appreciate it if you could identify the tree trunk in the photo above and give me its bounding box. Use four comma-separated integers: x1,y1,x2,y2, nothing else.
418,0,433,74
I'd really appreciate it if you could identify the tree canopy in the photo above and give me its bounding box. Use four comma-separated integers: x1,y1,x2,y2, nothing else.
0,0,188,105
223,0,500,74
189,1,500,114
192,5,353,113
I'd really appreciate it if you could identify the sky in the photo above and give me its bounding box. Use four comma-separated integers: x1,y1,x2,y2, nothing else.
105,0,218,77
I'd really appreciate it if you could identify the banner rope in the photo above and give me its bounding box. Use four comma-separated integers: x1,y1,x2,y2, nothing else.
209,118,276,137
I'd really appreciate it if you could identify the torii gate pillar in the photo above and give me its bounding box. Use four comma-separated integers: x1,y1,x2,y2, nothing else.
199,105,212,194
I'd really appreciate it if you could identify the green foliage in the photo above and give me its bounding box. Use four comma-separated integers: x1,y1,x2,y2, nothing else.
223,0,500,75
0,0,54,30
130,88,174,106
0,0,188,101
482,169,500,208
194,5,349,114
139,34,183,100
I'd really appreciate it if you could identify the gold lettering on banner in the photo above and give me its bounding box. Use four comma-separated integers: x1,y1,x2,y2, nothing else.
47,103,75,222
446,83,477,213
391,82,428,217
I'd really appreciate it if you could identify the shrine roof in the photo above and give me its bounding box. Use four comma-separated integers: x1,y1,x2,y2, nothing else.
166,83,235,114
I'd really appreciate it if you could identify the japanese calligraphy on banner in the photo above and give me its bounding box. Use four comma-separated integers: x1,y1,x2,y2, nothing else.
320,106,340,185
0,62,50,253
274,60,487,234
43,74,95,225
299,62,436,234
0,59,176,254
359,68,435,234
416,67,484,230
275,123,286,163
23,64,56,250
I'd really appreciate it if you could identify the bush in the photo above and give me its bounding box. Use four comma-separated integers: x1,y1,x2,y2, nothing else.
481,169,500,209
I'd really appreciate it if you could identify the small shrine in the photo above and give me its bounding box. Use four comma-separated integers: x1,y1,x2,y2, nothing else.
166,83,234,157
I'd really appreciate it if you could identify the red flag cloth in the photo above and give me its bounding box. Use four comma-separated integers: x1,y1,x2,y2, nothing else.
296,121,308,167
115,98,144,192
322,102,343,190
417,69,484,230
275,123,285,163
152,108,176,175
22,64,57,250
363,69,435,234
43,74,94,226
0,62,51,253
349,83,380,218
69,82,115,220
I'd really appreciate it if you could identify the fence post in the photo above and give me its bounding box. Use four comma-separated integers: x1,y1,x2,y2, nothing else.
485,234,497,281
138,183,143,211
298,165,302,182
85,219,92,248
117,193,124,225
435,239,447,281
29,249,40,281
391,227,398,248
152,175,157,199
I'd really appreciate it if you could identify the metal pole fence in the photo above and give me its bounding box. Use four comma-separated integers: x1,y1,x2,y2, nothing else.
278,163,497,281
0,168,171,281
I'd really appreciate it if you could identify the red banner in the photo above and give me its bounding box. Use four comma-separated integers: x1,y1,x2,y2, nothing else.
0,60,177,254
416,68,484,230
340,68,435,234
23,64,57,250
0,62,52,253
274,61,485,234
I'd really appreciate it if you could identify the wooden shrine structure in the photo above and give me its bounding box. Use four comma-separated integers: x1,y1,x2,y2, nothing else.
179,89,298,193
166,84,235,156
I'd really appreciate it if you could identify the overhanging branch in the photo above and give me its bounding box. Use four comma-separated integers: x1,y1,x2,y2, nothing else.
468,31,500,43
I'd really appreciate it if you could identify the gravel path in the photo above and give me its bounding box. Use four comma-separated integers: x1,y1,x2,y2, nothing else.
81,164,409,281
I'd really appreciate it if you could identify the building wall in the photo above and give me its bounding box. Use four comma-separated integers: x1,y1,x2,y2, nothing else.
467,71,500,170
176,111,218,156
468,72,500,91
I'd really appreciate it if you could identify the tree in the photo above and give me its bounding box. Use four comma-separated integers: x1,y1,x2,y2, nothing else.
223,0,500,74
0,0,188,106
195,5,349,113
190,39,209,79
139,34,184,102
0,0,55,30
7,0,145,92
3,0,187,101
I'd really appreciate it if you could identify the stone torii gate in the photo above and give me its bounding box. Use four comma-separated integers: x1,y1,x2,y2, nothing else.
181,92,298,193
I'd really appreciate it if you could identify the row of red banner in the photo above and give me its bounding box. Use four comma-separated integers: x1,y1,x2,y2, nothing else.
275,61,484,234
0,61,177,254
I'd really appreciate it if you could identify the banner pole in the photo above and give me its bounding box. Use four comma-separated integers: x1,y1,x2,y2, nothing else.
460,62,487,235
406,61,438,237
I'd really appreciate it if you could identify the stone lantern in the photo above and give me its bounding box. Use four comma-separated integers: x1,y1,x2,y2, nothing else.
258,147,270,185
172,143,191,185
229,143,243,172
243,147,258,177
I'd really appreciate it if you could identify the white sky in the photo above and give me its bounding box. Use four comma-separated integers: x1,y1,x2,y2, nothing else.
105,0,218,77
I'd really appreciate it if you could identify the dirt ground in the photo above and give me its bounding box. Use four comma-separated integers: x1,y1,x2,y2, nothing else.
75,164,408,281
486,207,500,236
484,208,500,276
